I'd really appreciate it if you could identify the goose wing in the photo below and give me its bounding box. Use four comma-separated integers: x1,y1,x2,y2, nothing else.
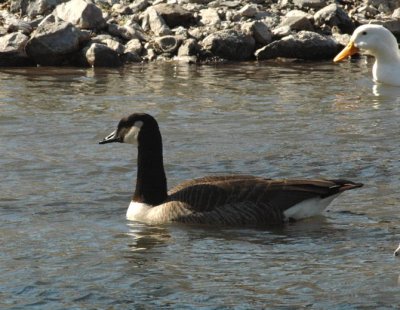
166,176,362,225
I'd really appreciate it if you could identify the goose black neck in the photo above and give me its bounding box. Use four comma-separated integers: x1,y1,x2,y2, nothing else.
133,125,167,205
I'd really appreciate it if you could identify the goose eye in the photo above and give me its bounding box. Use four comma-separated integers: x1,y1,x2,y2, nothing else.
361,31,367,35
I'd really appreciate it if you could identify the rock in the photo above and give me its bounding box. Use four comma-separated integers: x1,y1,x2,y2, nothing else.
241,21,272,45
314,4,355,34
238,4,259,17
111,3,132,15
0,32,34,66
279,15,313,31
255,31,339,60
121,51,142,63
129,0,150,14
199,8,221,25
393,8,400,19
26,0,65,18
107,22,147,41
0,10,34,34
91,37,124,54
177,38,199,56
152,4,193,28
153,35,182,54
272,25,292,38
10,0,30,15
202,29,256,60
25,21,85,66
332,30,351,46
142,6,173,36
125,38,143,55
53,0,106,30
293,0,327,10
7,20,33,35
83,42,122,67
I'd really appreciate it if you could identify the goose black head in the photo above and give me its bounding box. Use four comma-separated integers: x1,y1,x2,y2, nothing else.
99,113,159,145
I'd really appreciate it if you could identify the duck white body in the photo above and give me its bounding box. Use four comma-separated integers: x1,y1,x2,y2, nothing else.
334,24,400,86
100,113,363,226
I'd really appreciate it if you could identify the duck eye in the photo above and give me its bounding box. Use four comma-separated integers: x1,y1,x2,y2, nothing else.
361,31,367,35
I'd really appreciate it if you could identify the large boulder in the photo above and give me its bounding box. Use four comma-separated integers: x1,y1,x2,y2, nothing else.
241,21,272,46
314,4,355,34
142,6,172,36
201,30,256,61
279,11,314,31
11,0,66,17
53,0,106,30
255,31,340,60
199,8,221,26
152,4,193,28
82,43,122,67
25,21,86,65
0,32,34,66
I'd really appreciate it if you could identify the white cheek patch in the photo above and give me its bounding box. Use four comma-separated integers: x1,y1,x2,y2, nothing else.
124,121,143,144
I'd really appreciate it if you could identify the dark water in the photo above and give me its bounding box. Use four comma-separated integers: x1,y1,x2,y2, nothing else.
1,60,400,309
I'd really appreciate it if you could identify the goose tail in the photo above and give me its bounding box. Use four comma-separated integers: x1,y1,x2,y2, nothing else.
329,179,364,193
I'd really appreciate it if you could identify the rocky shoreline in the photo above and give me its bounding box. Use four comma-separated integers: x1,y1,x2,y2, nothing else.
0,0,400,67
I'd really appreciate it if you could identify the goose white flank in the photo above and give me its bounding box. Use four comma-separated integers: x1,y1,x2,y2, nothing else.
334,24,400,86
99,113,363,226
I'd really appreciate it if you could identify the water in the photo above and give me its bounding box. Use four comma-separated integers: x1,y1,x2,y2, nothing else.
1,59,400,309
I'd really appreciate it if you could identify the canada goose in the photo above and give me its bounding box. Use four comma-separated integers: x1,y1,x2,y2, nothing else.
99,113,363,226
334,24,400,86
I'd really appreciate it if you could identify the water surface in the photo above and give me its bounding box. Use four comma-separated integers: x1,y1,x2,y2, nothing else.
1,59,400,308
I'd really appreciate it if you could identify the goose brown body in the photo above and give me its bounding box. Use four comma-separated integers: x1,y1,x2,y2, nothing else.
100,113,363,226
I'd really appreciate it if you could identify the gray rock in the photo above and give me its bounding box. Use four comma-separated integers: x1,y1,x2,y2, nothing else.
154,35,182,54
393,8,400,18
0,9,35,35
25,21,84,65
314,4,355,34
177,38,200,56
142,7,172,36
129,0,150,13
279,15,313,31
111,3,132,15
0,32,34,66
367,0,400,13
53,0,106,30
91,37,124,54
83,42,122,67
121,51,142,63
293,0,327,10
108,22,147,41
202,29,256,60
199,8,221,25
125,38,143,55
241,21,272,45
26,0,65,18
272,25,292,38
255,31,339,60
0,32,29,55
10,0,30,15
238,4,259,17
153,4,193,28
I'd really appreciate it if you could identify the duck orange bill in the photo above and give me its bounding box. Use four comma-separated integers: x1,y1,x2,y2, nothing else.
333,41,359,62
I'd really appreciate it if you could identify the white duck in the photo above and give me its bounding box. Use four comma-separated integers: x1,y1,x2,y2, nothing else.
334,24,400,86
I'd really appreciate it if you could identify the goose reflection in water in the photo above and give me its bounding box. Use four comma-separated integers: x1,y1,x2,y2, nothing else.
126,223,171,252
